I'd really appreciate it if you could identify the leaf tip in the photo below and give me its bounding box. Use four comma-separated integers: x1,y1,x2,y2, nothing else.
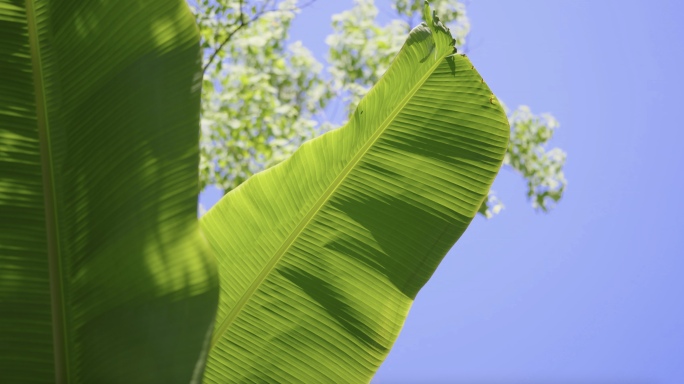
423,1,434,30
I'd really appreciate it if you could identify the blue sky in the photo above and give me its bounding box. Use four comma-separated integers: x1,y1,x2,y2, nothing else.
202,0,684,382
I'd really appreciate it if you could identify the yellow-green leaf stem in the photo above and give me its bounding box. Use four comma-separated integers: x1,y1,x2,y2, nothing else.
24,0,68,381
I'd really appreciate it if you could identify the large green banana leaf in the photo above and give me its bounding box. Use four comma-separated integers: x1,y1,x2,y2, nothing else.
0,1,218,382
200,7,510,383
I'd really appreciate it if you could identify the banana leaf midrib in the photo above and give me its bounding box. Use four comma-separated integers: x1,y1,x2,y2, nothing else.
24,1,68,381
207,38,451,348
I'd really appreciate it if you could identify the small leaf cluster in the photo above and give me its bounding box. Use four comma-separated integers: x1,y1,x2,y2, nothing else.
504,105,567,212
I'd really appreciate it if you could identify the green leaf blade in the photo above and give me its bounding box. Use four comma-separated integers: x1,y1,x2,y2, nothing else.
201,23,508,383
0,1,218,382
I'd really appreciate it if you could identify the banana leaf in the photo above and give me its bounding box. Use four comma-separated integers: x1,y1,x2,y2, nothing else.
0,1,218,382
200,5,510,382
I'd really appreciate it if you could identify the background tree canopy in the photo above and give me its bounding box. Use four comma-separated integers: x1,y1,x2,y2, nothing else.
190,0,567,217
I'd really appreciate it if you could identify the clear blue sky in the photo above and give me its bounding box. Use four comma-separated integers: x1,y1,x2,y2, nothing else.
201,0,684,382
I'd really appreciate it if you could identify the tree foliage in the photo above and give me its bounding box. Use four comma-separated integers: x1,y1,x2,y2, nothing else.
192,0,567,215
192,0,333,191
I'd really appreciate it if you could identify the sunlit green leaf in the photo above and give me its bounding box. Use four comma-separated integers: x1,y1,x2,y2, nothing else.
200,15,509,382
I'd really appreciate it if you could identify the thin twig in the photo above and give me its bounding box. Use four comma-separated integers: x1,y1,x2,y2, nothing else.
202,0,318,74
